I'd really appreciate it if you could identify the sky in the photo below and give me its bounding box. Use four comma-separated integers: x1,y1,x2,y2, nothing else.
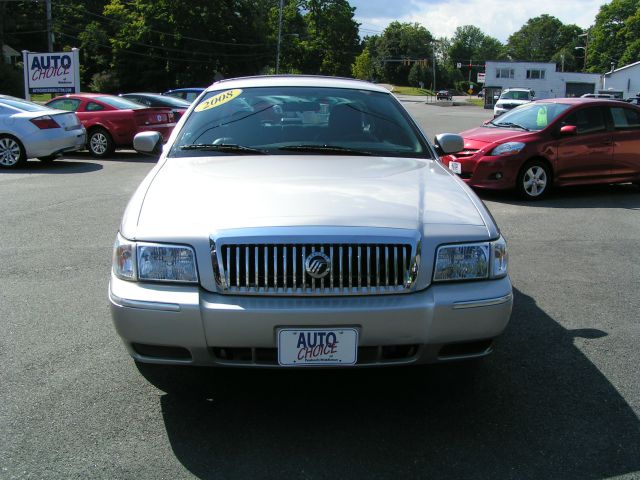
350,0,608,42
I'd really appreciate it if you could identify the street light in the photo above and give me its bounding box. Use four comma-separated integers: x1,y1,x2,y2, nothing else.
576,32,589,71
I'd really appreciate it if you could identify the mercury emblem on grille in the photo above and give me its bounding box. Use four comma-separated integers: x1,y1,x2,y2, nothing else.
304,252,331,279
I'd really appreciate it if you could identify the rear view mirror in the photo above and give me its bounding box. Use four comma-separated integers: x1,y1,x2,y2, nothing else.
560,125,578,136
434,133,464,155
133,131,163,155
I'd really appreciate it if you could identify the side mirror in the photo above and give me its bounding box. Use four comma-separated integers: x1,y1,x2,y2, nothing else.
133,131,163,155
560,125,578,136
434,133,464,155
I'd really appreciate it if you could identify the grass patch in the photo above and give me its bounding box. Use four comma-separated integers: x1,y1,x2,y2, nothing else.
466,98,485,107
392,86,434,96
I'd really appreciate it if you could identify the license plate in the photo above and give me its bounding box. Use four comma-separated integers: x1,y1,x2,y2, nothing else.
277,328,358,366
449,161,462,174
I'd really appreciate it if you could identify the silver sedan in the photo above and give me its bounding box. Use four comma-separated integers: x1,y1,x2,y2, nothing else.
110,76,512,375
0,95,85,168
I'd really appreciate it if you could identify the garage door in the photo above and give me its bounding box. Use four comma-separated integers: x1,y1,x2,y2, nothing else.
566,83,595,97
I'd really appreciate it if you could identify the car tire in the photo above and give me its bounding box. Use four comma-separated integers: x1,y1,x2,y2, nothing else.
87,127,115,158
517,160,552,200
0,135,27,169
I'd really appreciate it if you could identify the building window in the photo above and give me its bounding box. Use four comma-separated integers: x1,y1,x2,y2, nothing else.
496,68,514,79
526,69,546,80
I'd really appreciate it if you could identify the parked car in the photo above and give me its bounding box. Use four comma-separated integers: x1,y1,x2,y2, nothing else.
625,97,640,105
0,94,85,168
581,93,615,99
493,88,535,117
119,92,191,122
162,88,205,103
46,94,175,157
436,89,452,100
110,75,512,377
442,98,640,199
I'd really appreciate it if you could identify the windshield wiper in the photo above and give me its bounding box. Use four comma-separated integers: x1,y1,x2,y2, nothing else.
494,122,530,131
180,143,267,154
278,145,372,156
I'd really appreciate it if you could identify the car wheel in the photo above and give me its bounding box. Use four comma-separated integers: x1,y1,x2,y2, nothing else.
517,160,551,200
87,128,115,158
0,135,27,168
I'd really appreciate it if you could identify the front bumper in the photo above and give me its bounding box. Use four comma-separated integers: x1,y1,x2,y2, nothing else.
109,273,513,367
443,153,520,190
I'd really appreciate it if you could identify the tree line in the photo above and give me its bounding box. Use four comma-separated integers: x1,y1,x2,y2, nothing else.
1,0,639,95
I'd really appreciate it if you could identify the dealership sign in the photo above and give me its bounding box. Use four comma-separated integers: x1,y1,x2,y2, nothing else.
22,49,80,99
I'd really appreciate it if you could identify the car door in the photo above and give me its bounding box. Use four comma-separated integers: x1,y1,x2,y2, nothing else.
607,105,640,180
555,106,613,184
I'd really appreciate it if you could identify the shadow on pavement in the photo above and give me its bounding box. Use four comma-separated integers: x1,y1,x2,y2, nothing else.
64,151,159,163
477,183,640,209
0,159,103,174
151,288,640,479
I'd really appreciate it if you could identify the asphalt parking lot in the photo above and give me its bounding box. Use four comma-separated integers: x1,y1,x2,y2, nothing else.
1,101,639,479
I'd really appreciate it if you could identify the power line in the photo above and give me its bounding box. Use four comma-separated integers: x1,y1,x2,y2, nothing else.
56,22,274,58
83,10,271,48
56,32,274,64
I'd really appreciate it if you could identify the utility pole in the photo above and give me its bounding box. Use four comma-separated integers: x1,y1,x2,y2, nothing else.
275,0,283,74
45,0,53,51
432,43,436,91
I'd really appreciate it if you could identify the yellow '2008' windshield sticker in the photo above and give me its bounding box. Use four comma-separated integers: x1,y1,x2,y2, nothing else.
194,89,243,112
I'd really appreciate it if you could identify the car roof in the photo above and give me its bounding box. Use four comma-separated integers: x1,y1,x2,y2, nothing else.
533,97,632,106
164,88,205,93
205,75,390,94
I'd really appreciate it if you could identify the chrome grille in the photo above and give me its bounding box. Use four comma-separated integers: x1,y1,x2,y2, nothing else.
212,242,418,296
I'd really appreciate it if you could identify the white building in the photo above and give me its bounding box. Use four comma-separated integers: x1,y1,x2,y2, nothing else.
602,61,640,98
484,61,602,99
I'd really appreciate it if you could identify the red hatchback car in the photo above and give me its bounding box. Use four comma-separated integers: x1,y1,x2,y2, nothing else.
443,98,640,199
46,94,175,157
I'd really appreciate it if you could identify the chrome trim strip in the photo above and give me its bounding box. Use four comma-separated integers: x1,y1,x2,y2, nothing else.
109,289,181,312
452,294,513,310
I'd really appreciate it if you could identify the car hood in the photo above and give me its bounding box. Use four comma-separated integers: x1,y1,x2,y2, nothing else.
459,126,532,146
496,99,529,106
131,155,487,238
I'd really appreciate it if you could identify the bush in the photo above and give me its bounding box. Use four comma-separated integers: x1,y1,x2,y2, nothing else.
0,63,24,97
89,71,120,93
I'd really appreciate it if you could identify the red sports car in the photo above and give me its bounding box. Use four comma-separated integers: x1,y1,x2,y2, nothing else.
46,94,175,157
442,98,640,199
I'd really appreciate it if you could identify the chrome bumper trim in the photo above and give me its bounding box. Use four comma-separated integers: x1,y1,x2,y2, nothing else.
452,293,513,310
109,289,181,312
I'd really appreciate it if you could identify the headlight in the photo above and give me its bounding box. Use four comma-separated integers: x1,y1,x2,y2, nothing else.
490,142,525,156
433,237,508,282
112,233,198,283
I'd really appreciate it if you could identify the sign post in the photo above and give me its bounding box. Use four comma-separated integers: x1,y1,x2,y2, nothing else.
22,48,80,101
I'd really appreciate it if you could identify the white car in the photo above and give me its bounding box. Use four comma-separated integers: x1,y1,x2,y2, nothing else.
493,88,535,117
109,76,512,376
0,95,85,168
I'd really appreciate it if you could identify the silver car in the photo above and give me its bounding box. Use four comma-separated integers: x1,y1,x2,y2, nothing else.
110,76,512,372
0,95,85,168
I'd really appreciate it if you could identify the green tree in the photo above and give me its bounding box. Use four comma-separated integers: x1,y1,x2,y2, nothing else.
507,14,577,62
589,0,640,72
448,26,504,88
352,47,374,80
376,22,434,85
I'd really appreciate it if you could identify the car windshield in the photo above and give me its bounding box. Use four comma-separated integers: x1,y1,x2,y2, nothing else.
0,96,48,112
170,86,430,158
500,91,531,100
490,102,571,131
96,96,145,110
